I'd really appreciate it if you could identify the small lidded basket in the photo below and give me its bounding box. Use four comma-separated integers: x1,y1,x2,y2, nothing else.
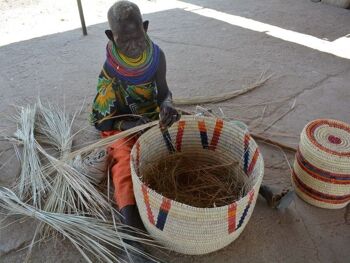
292,119,350,209
130,116,264,255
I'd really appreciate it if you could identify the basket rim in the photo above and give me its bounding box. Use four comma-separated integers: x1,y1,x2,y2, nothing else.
130,116,264,212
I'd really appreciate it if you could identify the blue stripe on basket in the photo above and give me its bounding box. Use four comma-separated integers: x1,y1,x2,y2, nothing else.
200,131,209,149
243,150,249,174
156,209,169,231
237,203,251,229
243,135,250,174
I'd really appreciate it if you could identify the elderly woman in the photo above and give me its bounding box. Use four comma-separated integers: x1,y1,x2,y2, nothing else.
90,1,179,262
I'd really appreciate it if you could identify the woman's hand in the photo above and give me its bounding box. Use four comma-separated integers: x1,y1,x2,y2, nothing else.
159,100,180,129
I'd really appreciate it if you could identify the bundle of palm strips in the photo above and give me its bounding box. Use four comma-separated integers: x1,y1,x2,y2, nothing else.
1,100,159,262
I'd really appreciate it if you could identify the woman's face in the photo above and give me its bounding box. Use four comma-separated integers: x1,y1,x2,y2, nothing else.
114,21,147,59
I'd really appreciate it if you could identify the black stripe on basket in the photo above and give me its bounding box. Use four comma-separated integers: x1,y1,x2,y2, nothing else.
162,129,176,153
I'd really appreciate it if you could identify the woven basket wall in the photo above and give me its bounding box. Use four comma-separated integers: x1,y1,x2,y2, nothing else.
292,119,350,209
130,116,264,255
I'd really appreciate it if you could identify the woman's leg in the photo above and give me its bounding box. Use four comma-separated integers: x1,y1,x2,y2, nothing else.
101,131,145,229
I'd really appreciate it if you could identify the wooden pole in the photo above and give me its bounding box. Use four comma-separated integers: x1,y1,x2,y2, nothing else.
77,0,87,36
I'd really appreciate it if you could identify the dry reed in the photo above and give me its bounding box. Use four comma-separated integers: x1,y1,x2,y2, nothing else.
2,100,165,262
173,72,272,105
10,104,50,208
0,187,160,263
67,121,158,159
141,152,248,208
34,101,111,230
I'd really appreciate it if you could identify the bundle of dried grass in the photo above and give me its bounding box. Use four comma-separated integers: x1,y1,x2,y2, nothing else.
35,99,74,155
0,187,160,263
141,152,249,208
1,100,165,262
38,144,110,219
33,100,111,232
10,104,50,208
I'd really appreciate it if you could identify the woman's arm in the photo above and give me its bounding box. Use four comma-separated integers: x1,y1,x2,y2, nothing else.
155,49,180,128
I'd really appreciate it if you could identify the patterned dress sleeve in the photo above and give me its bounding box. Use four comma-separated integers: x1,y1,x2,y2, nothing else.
89,69,118,131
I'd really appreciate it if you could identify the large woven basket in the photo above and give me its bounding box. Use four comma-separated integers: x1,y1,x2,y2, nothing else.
292,119,350,209
130,116,264,255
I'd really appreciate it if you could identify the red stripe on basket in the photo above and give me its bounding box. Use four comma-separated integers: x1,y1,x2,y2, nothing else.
306,120,350,157
209,119,224,151
160,197,171,211
176,121,186,152
198,120,207,133
247,149,260,176
155,197,172,231
227,203,237,234
296,150,350,183
292,171,350,204
244,133,250,148
249,189,255,203
141,184,155,225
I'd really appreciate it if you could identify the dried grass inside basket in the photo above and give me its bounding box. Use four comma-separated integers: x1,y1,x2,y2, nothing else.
141,151,249,208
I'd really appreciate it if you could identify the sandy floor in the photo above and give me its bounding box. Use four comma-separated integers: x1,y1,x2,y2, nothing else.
0,0,349,262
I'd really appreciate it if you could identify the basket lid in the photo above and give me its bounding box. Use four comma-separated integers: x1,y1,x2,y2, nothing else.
301,119,350,158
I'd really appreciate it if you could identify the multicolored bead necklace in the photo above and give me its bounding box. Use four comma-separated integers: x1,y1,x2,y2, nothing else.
105,34,160,85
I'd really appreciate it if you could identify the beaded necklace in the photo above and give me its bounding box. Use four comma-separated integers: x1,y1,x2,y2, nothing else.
105,35,160,85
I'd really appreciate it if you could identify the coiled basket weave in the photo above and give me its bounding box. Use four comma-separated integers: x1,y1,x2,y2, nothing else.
130,116,264,255
292,119,350,209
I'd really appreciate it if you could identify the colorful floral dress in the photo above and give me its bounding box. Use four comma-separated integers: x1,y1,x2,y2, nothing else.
90,35,160,130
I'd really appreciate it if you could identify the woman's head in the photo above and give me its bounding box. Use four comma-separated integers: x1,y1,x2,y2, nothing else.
107,1,148,58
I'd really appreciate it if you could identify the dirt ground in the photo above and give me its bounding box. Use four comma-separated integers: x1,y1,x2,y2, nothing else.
0,0,349,262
